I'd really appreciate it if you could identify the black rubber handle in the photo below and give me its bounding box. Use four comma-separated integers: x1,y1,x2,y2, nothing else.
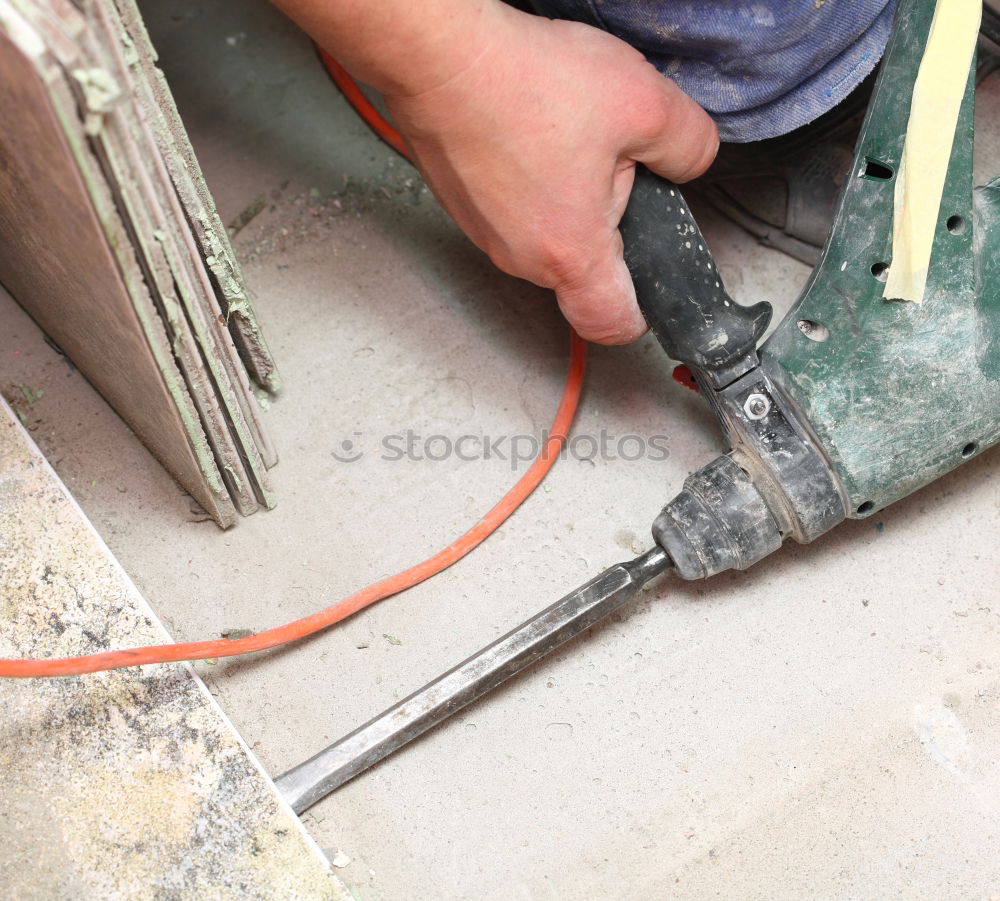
620,165,772,387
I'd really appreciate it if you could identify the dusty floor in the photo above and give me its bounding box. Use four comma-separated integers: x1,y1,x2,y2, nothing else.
0,400,347,901
2,1,1000,898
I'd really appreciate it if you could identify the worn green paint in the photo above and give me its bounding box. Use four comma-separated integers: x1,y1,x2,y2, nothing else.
762,0,1000,516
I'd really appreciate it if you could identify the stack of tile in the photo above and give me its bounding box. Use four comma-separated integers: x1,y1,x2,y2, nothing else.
0,0,280,527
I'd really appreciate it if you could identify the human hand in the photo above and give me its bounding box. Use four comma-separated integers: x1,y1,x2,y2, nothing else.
383,3,718,343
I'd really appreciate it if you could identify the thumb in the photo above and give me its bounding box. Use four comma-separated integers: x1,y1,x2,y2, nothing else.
553,229,646,345
629,76,719,184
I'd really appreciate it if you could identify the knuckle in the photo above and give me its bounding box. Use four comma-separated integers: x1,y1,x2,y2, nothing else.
578,320,628,344
536,237,589,289
674,125,720,182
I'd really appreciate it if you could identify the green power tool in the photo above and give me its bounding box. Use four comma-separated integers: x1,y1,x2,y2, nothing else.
275,0,999,812
620,0,995,579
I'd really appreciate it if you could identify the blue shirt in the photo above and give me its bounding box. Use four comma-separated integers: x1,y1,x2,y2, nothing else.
532,0,898,141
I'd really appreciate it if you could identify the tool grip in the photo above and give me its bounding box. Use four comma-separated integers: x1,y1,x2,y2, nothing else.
620,165,772,386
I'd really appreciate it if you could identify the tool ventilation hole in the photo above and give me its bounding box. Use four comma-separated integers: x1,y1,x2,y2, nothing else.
947,215,966,235
856,501,875,515
861,158,894,180
797,319,829,342
961,441,978,458
870,261,890,282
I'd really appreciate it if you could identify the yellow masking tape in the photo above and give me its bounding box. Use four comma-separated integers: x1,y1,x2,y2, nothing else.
882,0,980,303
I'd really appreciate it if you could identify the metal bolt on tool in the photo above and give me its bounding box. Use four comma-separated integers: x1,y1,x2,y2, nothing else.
743,393,770,419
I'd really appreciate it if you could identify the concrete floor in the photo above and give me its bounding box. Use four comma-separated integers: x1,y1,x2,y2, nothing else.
2,2,1000,898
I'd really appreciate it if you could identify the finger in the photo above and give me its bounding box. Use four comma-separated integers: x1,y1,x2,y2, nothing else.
629,76,719,184
552,230,646,345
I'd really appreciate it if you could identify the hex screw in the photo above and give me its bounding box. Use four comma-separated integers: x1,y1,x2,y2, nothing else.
744,393,770,420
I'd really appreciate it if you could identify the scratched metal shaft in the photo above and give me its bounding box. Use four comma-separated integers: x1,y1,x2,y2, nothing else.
275,547,672,813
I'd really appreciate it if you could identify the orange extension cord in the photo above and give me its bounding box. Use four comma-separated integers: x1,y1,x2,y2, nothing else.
319,49,410,158
0,59,588,679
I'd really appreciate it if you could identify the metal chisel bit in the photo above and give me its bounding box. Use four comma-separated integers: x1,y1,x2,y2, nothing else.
274,546,672,813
